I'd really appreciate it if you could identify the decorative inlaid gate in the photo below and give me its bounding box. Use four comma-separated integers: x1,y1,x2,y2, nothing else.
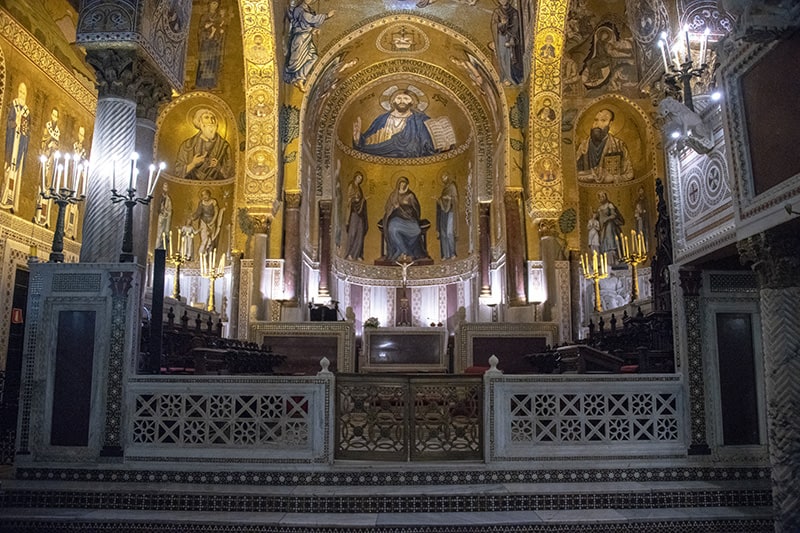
335,375,483,461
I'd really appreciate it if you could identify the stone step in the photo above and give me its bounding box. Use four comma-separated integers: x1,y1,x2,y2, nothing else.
0,506,775,532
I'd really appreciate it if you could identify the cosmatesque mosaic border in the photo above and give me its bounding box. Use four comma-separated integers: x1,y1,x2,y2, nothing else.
0,519,776,533
14,465,770,487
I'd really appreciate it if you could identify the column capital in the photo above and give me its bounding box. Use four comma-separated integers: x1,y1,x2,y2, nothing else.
85,49,172,114
679,268,702,297
318,199,332,217
537,218,558,238
85,48,137,100
133,66,172,121
285,191,302,209
738,225,800,289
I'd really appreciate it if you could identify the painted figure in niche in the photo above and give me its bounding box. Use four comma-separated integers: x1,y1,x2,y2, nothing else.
353,87,454,158
155,182,173,249
383,176,427,262
536,97,556,123
539,34,556,58
587,213,600,253
634,185,650,251
344,171,368,261
35,107,61,227
284,0,335,92
490,0,524,85
175,108,233,181
195,0,229,90
595,190,624,265
576,108,633,184
191,187,223,257
580,24,636,91
180,217,197,261
436,171,458,260
1,82,31,213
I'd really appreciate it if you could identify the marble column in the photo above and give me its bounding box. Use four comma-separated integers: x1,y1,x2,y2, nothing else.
229,251,242,337
283,191,302,302
504,189,526,306
80,49,170,264
249,215,271,321
679,268,710,455
131,72,170,267
538,219,561,322
479,201,492,297
318,200,332,298
738,226,800,533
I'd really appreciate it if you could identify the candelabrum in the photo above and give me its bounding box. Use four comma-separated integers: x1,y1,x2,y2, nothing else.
164,228,189,300
110,153,165,262
200,248,225,313
658,27,710,111
39,152,87,263
580,250,609,313
617,230,648,303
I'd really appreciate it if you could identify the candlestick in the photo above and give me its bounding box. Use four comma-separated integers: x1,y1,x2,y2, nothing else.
618,230,649,303
581,250,610,312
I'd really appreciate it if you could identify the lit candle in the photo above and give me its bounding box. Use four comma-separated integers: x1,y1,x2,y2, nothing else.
602,253,607,274
169,230,174,257
658,40,669,71
700,27,710,66
112,159,117,192
683,25,691,63
81,161,89,196
51,151,61,189
592,250,598,273
146,164,155,198
62,153,71,190
162,232,167,251
55,164,64,191
129,152,139,191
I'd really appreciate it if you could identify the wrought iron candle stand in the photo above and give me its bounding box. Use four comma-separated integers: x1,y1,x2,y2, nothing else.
200,249,225,312
658,28,710,112
580,250,609,313
110,153,165,263
39,152,87,263
617,230,648,303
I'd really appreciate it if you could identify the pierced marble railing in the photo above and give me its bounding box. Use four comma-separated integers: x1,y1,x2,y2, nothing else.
485,373,685,462
125,373,334,464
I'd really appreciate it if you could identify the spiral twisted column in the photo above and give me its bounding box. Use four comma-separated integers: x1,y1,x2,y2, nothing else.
739,227,800,533
80,97,137,263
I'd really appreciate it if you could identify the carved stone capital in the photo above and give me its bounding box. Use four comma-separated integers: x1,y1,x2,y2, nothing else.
738,225,800,289
132,65,172,121
319,199,332,217
679,268,702,297
86,48,137,100
285,191,302,209
86,49,172,112
109,271,134,297
503,189,523,204
537,218,558,238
